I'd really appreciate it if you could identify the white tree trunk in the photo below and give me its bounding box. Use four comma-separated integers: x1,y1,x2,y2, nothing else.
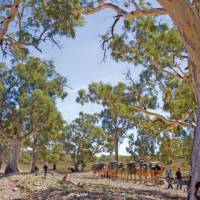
190,106,200,199
4,136,21,174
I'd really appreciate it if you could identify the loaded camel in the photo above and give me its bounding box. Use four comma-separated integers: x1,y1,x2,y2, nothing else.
92,161,164,185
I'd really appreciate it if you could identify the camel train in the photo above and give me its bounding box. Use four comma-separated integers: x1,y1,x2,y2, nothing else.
92,161,165,185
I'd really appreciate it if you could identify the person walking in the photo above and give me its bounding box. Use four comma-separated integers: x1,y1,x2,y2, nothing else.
176,168,182,189
166,169,174,189
53,163,57,171
43,162,48,178
34,165,39,176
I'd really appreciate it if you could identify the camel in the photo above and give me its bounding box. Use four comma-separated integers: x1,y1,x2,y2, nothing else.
138,161,149,184
117,162,126,179
149,162,165,185
107,161,119,179
126,161,138,182
92,163,105,177
92,161,165,185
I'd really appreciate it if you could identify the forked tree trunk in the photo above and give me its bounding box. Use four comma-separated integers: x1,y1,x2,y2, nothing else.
114,134,119,162
157,1,200,199
4,136,21,174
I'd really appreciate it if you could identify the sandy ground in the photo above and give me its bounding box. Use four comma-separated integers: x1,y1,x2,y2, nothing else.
0,172,187,200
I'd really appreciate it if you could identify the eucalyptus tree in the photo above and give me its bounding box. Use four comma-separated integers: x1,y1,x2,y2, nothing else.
0,0,83,58
62,112,107,171
101,109,135,161
35,143,64,170
159,129,193,165
0,57,67,174
77,82,136,161
48,144,64,169
26,111,64,172
127,129,158,162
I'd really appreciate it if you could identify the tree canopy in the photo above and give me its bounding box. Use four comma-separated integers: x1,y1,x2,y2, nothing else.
0,57,67,173
62,112,107,171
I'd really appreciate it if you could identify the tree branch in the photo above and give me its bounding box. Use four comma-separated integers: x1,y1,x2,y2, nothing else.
82,3,167,19
110,102,195,129
0,0,21,40
101,16,120,61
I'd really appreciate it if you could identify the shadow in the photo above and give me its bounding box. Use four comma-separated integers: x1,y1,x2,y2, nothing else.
0,172,49,180
0,172,31,180
0,172,187,200
18,180,186,200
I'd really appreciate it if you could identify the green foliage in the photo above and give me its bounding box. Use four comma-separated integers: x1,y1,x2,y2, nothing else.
127,129,158,161
20,151,32,164
0,0,84,58
48,144,64,163
77,82,136,159
103,16,196,123
0,56,66,145
160,129,193,165
0,0,196,168
98,15,195,162
62,112,107,170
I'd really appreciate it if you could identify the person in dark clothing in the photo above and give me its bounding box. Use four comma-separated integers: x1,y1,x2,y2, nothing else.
35,165,39,176
43,163,48,177
187,175,191,200
53,163,57,171
176,168,182,189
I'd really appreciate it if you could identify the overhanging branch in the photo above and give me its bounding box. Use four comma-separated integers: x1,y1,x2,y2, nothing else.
82,3,167,19
110,101,195,129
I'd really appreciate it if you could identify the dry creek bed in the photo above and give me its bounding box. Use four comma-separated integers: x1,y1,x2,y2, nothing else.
0,172,187,200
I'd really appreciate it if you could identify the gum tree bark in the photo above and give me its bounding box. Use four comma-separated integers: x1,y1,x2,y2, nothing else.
157,2,200,199
4,135,21,174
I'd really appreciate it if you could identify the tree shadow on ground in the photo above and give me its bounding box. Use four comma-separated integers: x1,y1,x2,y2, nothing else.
23,182,185,200
0,172,33,180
